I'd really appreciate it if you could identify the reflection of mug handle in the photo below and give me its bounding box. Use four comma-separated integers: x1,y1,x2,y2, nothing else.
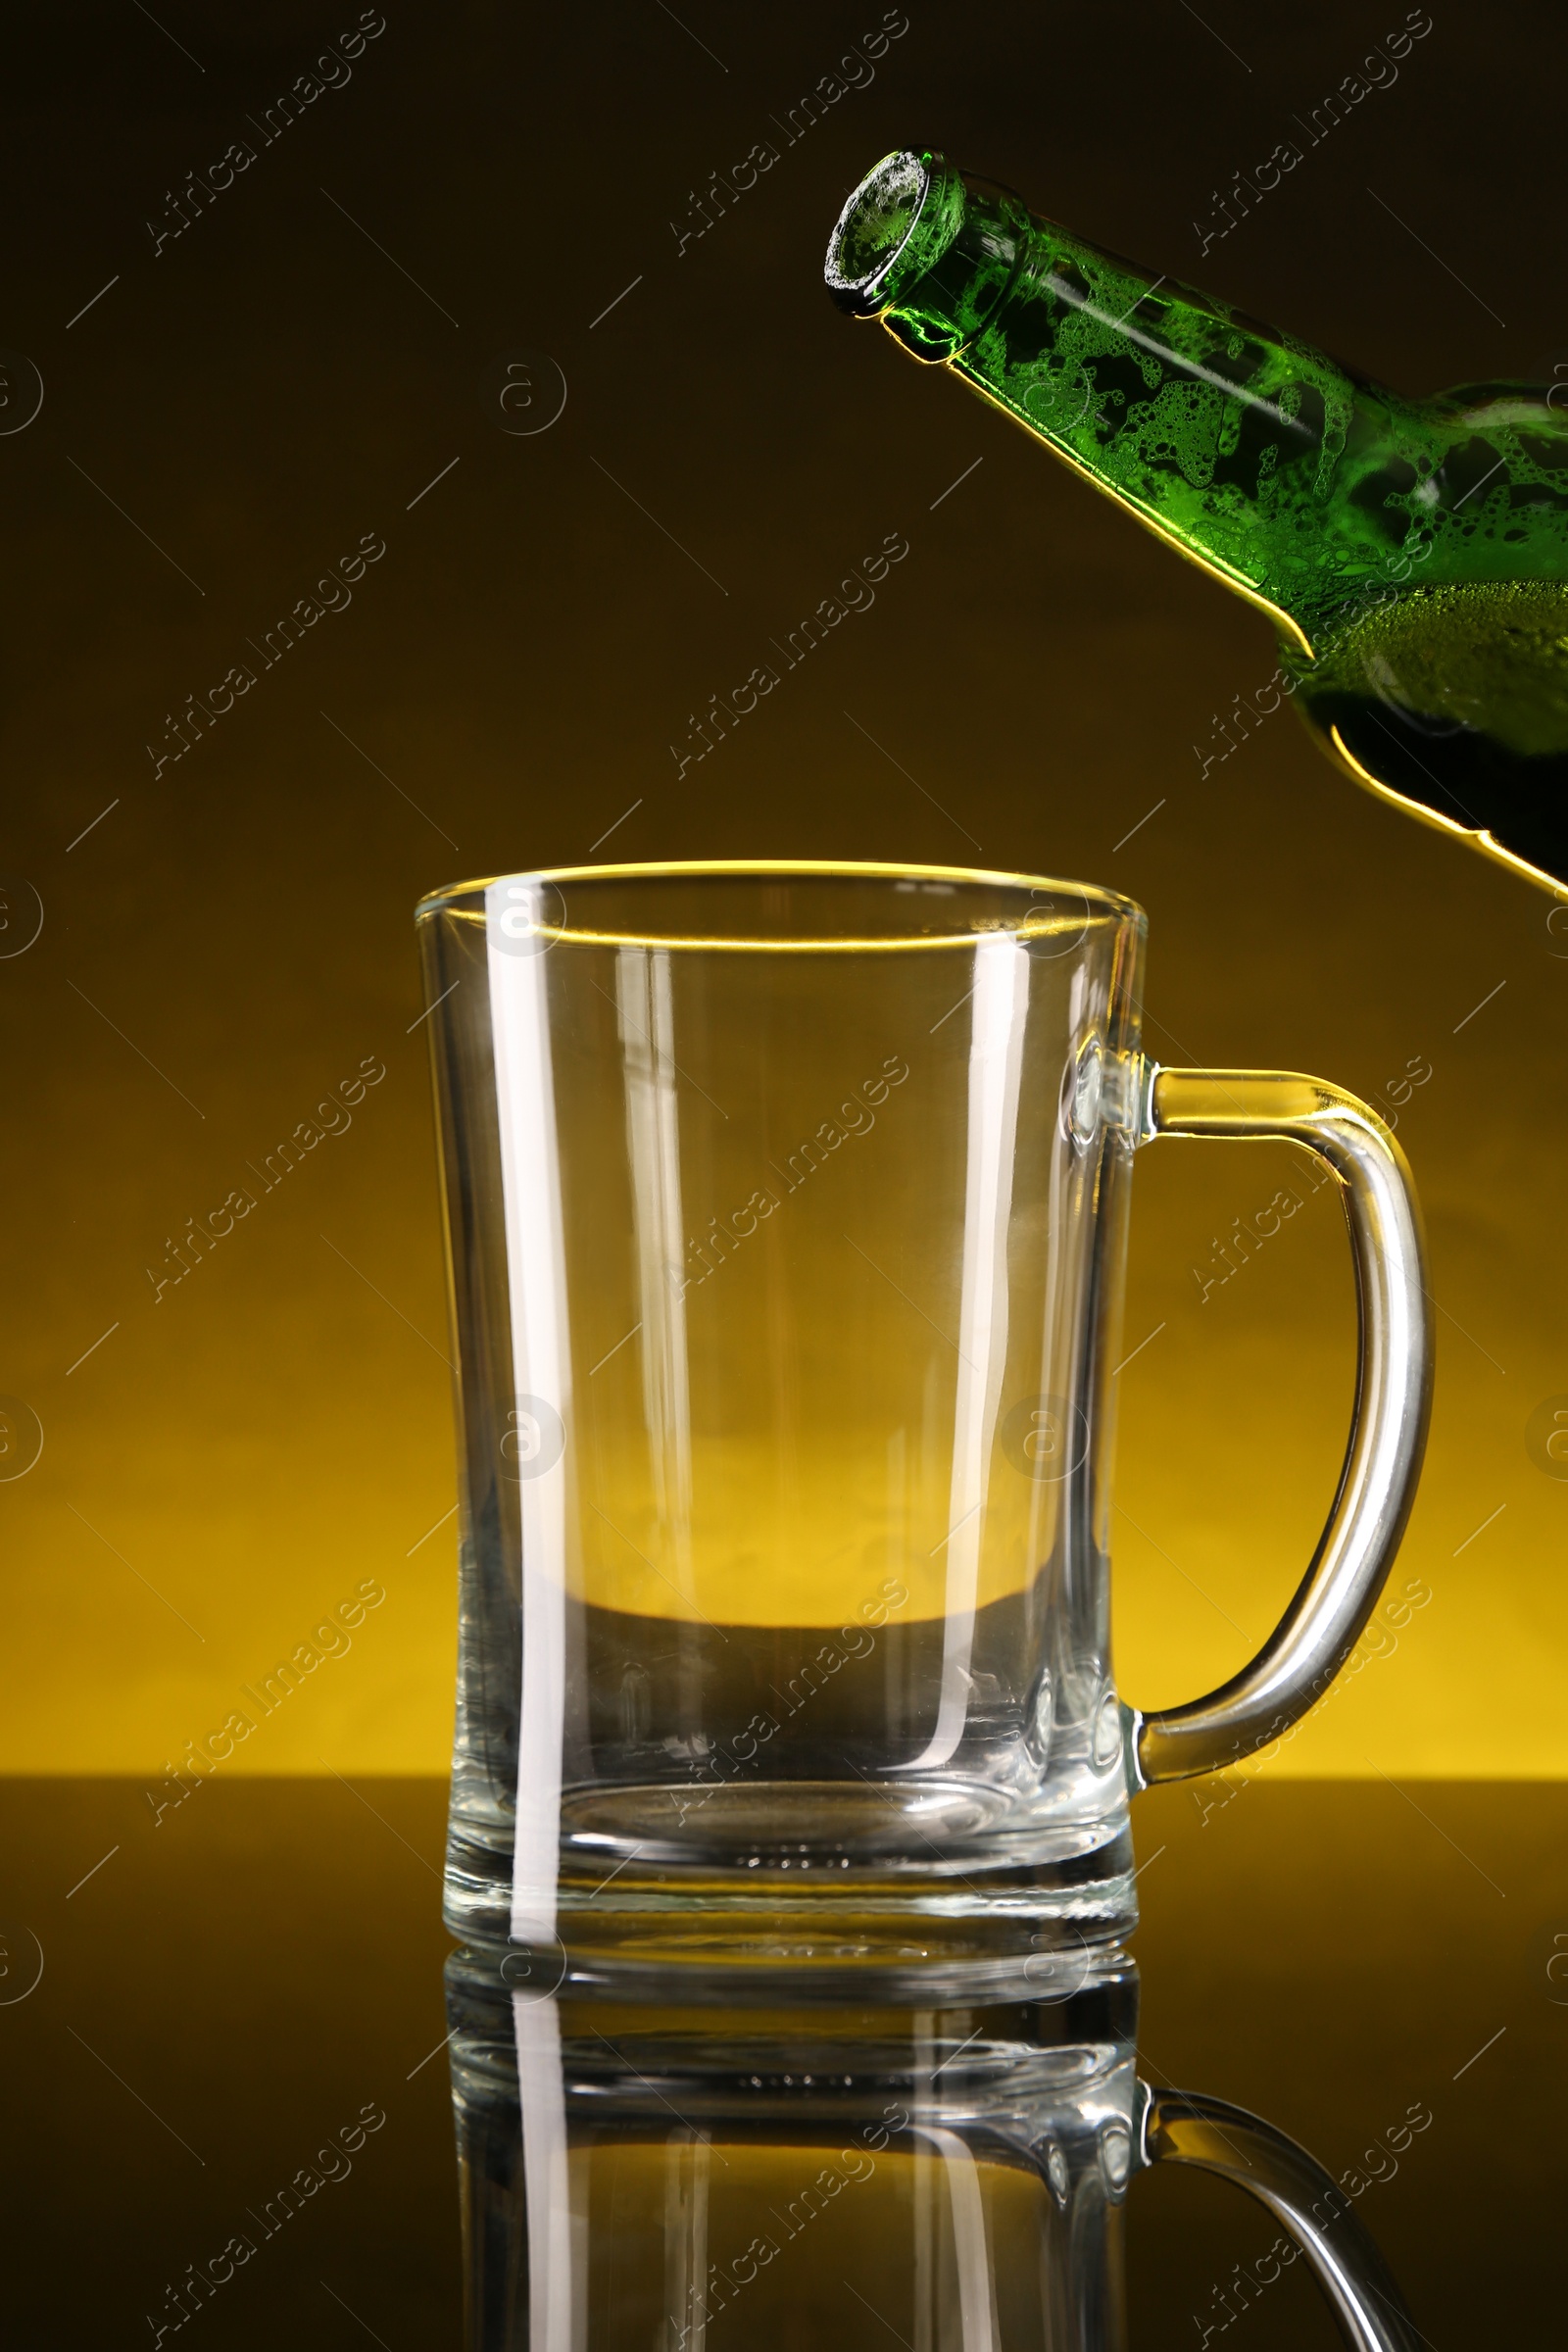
1126,1068,1432,1787
1138,2085,1424,2352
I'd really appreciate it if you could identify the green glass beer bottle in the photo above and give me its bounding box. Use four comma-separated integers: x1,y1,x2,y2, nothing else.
825,149,1568,888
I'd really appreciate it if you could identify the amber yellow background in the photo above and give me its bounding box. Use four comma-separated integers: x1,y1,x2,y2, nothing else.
3,0,1564,1777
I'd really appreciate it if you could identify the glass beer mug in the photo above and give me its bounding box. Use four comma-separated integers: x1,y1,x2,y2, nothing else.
416,863,1430,1970
445,1946,1424,2352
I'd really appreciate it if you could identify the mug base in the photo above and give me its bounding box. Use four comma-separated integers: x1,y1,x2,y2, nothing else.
445,1788,1137,2000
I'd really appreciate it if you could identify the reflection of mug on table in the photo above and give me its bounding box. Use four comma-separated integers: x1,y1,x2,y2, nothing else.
445,1945,1424,2352
416,863,1431,1970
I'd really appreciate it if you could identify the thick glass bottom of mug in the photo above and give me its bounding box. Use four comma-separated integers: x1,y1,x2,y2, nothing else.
445,1783,1136,1998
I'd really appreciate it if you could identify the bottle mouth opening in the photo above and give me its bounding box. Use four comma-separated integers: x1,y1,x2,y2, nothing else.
824,149,931,314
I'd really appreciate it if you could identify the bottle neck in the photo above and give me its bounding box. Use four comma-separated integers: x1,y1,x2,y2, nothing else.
827,152,1388,649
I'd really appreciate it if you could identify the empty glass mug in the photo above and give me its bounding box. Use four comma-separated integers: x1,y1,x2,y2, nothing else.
445,1946,1424,2352
417,864,1430,1971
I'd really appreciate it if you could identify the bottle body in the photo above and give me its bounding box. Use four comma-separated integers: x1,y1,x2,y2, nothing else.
827,151,1568,883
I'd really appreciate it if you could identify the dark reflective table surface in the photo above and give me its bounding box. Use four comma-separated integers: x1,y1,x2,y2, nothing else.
1,1777,1558,2345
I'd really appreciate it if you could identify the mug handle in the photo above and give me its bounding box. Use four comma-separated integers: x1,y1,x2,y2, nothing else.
1139,2084,1426,2352
1126,1067,1432,1788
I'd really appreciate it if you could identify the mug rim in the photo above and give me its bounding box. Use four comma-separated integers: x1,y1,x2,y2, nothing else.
416,858,1145,952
